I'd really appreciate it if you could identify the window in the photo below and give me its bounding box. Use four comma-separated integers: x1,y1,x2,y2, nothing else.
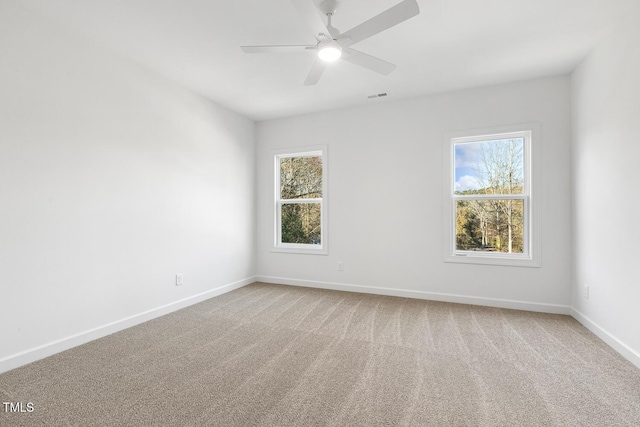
443,126,539,267
274,147,327,254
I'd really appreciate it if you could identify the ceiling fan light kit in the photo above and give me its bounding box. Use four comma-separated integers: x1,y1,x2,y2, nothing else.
317,41,342,62
240,0,420,85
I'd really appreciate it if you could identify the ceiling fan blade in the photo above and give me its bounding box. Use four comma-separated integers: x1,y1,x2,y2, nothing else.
341,48,396,75
241,45,316,53
304,58,327,86
289,0,331,39
339,0,419,46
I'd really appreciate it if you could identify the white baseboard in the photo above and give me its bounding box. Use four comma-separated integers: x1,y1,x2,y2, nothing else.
6,276,637,375
0,276,256,374
256,276,572,315
257,276,640,369
571,308,640,369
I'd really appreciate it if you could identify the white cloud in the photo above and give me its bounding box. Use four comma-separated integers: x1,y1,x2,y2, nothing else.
455,143,482,168
455,175,481,192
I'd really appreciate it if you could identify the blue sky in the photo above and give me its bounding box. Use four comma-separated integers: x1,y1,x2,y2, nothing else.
454,142,483,192
454,138,524,192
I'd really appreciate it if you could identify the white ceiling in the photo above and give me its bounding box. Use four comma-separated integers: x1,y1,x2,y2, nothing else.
19,0,636,121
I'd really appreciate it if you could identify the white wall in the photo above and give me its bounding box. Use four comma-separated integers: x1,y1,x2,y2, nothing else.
257,76,573,311
11,0,638,374
0,3,255,372
571,6,640,366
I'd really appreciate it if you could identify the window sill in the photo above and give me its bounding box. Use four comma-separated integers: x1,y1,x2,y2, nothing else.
272,245,328,255
444,253,540,268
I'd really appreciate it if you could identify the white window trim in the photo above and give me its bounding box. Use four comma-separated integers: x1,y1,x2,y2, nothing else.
273,146,328,255
442,124,541,267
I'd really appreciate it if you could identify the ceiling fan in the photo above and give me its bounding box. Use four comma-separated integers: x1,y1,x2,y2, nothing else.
241,0,420,85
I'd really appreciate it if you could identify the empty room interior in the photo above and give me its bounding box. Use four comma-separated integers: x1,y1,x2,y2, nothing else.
1,0,639,425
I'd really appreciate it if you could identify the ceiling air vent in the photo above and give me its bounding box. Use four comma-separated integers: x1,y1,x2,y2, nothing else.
368,92,388,99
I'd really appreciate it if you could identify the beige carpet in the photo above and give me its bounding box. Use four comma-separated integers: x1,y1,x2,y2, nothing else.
1,282,639,426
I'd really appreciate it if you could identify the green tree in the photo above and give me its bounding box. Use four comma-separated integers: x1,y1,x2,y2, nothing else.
280,156,322,244
455,139,524,253
473,139,524,253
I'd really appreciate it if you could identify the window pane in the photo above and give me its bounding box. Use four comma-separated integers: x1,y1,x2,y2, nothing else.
456,199,524,253
280,156,322,199
281,203,321,245
454,138,524,195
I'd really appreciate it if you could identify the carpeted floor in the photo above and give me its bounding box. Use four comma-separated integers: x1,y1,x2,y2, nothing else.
1,282,639,426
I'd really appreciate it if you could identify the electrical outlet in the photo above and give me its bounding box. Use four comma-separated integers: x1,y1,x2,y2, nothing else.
176,274,183,286
337,262,344,271
584,284,589,299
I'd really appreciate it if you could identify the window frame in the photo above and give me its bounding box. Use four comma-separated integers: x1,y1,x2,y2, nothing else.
273,146,328,255
443,124,540,267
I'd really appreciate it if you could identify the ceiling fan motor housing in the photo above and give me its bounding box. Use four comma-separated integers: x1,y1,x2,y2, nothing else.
318,0,339,15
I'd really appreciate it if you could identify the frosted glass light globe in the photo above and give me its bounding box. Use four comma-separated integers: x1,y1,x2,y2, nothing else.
318,43,341,62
